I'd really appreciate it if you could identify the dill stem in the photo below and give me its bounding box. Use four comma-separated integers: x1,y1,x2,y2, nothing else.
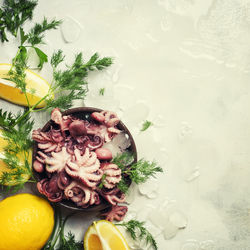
24,92,31,108
48,207,62,250
11,47,22,71
12,93,49,127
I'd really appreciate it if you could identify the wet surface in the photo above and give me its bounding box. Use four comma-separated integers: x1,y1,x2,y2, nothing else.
1,0,250,249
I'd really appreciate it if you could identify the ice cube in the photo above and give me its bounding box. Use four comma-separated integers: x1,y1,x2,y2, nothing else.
138,178,159,199
112,132,131,151
61,16,82,43
163,220,179,240
102,132,131,157
169,211,188,229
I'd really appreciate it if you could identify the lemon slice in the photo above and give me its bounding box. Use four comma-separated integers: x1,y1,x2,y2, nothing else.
0,63,51,108
0,130,32,186
84,220,130,250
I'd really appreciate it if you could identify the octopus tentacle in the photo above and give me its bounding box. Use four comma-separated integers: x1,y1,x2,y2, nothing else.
101,205,128,222
101,163,122,189
64,181,100,208
99,188,126,206
65,149,103,188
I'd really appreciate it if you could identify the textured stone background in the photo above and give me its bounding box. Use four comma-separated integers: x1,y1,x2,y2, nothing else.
1,0,250,249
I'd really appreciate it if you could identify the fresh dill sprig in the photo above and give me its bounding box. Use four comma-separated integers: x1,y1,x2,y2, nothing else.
113,152,163,193
0,51,112,188
0,109,17,129
50,49,65,69
27,18,62,46
0,0,38,42
0,110,35,189
125,159,163,184
117,178,130,194
44,50,113,111
112,151,135,171
141,120,153,132
99,88,105,96
116,219,158,250
85,53,113,71
17,18,61,69
58,231,82,250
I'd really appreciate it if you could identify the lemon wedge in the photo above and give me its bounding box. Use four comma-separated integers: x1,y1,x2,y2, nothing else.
0,63,51,108
0,130,32,186
84,220,130,250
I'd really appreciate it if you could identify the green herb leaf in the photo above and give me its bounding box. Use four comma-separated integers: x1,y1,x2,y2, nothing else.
51,50,65,69
116,220,158,250
112,152,134,171
141,120,153,132
0,0,38,42
0,111,34,190
85,53,113,71
99,88,105,96
45,51,112,111
98,173,107,189
127,159,163,184
34,47,48,69
0,109,17,129
58,232,82,250
113,152,163,192
117,178,130,193
20,27,28,45
27,18,62,46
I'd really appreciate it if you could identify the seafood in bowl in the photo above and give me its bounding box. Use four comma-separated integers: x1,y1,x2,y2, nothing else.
32,107,137,220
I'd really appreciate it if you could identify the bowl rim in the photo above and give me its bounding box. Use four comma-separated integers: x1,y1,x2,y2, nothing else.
32,106,137,211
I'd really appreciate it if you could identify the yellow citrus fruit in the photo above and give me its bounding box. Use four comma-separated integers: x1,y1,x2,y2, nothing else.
0,193,54,250
84,220,129,250
0,63,51,108
0,129,32,186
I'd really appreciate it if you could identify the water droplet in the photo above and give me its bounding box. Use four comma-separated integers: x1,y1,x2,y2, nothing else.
61,16,82,43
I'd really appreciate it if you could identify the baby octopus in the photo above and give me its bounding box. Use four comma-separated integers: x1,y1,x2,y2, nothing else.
65,148,103,188
33,108,132,222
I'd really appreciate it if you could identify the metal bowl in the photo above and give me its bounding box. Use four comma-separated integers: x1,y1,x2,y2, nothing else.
32,107,137,211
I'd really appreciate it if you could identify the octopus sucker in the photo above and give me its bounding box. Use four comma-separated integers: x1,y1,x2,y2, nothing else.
64,181,100,208
100,205,128,222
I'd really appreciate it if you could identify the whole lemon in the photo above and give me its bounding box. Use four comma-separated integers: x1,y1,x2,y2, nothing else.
0,193,54,250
